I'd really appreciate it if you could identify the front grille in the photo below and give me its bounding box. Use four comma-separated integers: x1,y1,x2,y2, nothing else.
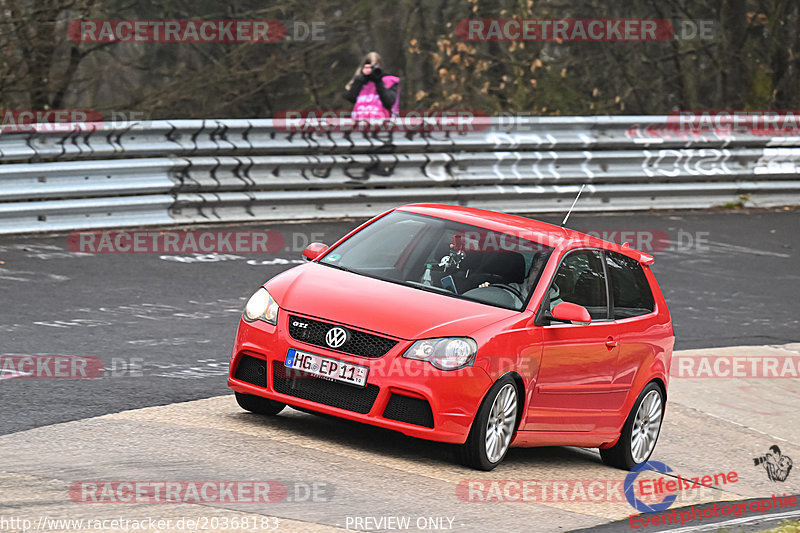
383,394,435,428
233,354,266,387
287,315,397,358
272,361,379,414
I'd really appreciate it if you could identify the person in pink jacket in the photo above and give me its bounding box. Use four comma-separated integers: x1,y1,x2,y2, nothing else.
343,52,400,120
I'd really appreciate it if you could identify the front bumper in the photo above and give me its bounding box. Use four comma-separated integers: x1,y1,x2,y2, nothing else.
227,312,493,444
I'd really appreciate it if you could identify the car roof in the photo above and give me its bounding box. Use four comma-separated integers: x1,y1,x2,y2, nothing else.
397,203,655,265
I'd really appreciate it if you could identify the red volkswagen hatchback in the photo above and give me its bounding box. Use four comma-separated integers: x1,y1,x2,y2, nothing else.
228,204,673,470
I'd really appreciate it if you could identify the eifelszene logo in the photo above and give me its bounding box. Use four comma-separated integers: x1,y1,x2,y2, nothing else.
624,461,677,513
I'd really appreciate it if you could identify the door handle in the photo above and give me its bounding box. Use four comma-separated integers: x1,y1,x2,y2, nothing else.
605,337,618,349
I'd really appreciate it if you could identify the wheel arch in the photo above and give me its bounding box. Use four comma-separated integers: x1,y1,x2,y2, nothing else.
466,370,526,436
649,376,667,403
501,370,526,432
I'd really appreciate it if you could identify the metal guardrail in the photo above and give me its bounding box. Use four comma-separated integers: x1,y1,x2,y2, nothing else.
1,116,799,234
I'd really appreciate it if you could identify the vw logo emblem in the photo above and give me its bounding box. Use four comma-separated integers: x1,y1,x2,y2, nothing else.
325,327,348,349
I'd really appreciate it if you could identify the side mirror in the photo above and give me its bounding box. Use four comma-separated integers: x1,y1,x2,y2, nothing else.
549,302,592,324
302,242,329,261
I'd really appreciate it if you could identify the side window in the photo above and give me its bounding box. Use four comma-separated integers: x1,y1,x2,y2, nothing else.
549,250,608,320
605,251,655,319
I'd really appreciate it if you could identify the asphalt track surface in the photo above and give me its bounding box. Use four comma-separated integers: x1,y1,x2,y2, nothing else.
1,207,799,532
1,208,798,435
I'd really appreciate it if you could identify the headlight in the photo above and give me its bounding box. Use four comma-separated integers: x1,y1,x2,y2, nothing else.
403,337,478,370
243,287,279,325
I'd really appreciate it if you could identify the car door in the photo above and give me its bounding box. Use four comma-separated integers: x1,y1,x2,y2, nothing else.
603,251,661,423
525,249,625,433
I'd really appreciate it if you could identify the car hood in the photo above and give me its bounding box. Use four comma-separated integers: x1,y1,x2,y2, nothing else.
264,262,517,340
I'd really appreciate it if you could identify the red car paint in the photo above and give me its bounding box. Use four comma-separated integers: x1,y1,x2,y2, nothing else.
228,204,673,452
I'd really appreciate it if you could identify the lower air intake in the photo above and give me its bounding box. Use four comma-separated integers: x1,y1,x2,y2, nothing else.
383,393,434,428
233,354,266,388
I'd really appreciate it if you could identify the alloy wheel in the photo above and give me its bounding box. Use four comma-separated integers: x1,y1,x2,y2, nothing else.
485,383,517,463
630,390,663,463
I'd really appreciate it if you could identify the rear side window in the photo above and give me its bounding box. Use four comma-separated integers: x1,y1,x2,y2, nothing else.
549,249,608,320
605,251,655,319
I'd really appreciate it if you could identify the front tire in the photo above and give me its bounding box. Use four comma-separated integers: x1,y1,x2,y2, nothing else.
600,382,664,470
235,392,286,416
458,375,519,471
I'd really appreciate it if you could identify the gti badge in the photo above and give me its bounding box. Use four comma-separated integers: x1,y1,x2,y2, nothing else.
325,327,348,349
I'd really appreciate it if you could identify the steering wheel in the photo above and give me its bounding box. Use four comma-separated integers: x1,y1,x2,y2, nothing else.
490,283,524,300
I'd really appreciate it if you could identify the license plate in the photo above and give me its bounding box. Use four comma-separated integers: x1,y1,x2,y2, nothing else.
285,349,369,388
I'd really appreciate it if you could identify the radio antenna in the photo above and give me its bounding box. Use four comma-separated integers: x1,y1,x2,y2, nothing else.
561,184,585,227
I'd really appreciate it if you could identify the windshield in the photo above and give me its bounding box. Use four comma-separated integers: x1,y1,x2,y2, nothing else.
320,211,554,311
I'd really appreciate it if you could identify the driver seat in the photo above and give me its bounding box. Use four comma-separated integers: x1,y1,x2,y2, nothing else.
466,251,526,289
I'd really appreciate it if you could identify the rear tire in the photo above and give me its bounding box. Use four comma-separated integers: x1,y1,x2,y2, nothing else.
600,382,664,470
235,392,286,416
457,375,519,471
